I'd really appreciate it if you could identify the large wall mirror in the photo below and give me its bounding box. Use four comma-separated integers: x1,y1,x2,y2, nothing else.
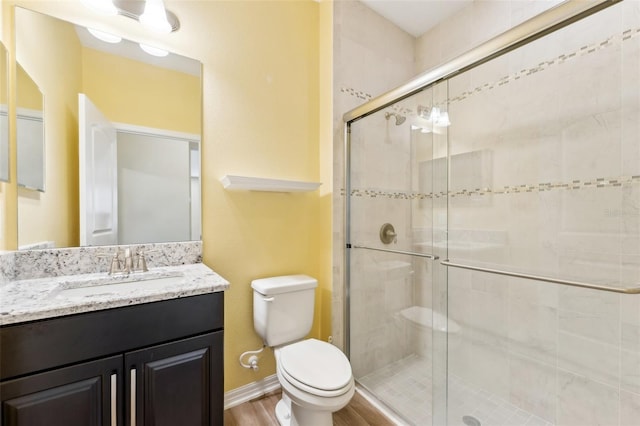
15,7,202,250
0,42,8,183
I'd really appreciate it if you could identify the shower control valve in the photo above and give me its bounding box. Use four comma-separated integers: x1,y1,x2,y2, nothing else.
380,223,397,244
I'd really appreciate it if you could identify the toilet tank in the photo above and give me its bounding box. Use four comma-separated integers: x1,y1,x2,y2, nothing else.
251,275,317,347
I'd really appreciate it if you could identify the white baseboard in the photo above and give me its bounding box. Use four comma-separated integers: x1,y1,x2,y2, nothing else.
224,374,281,410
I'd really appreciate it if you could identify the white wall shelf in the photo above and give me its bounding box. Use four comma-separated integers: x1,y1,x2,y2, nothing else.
220,175,321,193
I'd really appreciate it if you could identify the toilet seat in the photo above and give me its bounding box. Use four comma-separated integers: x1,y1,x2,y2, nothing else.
277,339,353,398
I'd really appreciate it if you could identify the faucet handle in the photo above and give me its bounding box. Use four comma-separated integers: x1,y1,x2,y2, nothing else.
108,249,122,275
136,250,149,272
134,248,160,272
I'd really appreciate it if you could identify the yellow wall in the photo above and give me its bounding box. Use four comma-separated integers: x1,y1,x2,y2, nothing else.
318,0,334,342
15,5,82,249
16,64,41,110
0,42,7,105
193,0,323,390
82,47,200,134
9,0,332,393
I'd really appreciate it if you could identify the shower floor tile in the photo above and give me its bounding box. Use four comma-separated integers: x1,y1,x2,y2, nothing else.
358,355,554,426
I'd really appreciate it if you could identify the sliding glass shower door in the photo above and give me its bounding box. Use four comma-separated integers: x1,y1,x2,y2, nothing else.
346,2,640,425
347,84,449,425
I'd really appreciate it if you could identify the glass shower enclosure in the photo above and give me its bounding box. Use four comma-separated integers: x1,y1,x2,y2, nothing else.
344,1,640,425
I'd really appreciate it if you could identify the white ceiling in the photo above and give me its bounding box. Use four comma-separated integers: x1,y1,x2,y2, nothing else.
360,0,474,37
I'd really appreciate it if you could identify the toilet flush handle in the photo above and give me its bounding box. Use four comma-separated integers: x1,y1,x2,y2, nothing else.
263,296,275,302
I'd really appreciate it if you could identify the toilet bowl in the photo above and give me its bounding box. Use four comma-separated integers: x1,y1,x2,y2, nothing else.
251,275,355,426
275,339,355,426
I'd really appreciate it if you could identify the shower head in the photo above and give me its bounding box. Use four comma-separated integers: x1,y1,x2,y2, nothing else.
385,112,406,126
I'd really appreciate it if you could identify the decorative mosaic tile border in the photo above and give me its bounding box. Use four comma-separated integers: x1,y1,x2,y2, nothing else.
340,27,640,115
450,27,640,103
340,87,372,101
465,175,640,197
348,188,439,200
343,175,640,200
339,87,413,116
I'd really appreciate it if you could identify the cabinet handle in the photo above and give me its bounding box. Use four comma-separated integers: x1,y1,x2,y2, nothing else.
130,368,136,426
111,373,117,426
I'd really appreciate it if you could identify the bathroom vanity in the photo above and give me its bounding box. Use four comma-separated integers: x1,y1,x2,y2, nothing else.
0,243,229,426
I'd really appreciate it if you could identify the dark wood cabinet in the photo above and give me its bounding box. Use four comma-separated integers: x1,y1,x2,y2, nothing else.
0,293,224,426
1,356,122,426
126,332,223,426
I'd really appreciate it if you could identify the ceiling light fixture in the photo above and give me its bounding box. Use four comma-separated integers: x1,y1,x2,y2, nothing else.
411,116,433,133
437,111,451,127
417,105,451,128
139,43,169,57
428,107,441,123
139,0,172,34
84,0,180,33
87,28,122,44
81,0,118,16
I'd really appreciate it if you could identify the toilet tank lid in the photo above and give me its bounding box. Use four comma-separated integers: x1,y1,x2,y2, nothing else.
251,275,317,295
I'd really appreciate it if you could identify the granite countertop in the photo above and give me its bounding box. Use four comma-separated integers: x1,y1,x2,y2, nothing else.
0,263,229,326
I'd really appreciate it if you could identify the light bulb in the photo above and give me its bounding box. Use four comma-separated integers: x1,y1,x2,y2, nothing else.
412,116,433,133
139,0,172,34
88,28,122,44
428,107,440,123
437,111,451,127
140,43,169,57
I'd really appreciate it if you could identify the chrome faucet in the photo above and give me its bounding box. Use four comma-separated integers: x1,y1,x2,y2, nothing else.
123,247,133,274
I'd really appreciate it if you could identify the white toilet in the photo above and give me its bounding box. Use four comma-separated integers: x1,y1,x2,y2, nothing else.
252,275,355,426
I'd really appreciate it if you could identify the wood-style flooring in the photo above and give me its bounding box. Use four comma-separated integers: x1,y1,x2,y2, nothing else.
223,390,396,425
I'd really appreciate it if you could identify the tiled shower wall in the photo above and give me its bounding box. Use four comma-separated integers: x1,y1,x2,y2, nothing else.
332,0,562,351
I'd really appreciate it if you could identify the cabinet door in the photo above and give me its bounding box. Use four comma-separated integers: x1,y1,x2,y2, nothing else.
1,356,122,426
125,332,223,426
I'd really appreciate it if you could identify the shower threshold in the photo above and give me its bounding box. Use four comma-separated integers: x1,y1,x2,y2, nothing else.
357,355,553,426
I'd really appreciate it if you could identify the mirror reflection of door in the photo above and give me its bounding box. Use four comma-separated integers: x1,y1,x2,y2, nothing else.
80,94,200,246
79,93,118,246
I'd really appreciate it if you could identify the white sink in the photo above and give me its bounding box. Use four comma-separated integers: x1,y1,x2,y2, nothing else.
55,271,184,298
